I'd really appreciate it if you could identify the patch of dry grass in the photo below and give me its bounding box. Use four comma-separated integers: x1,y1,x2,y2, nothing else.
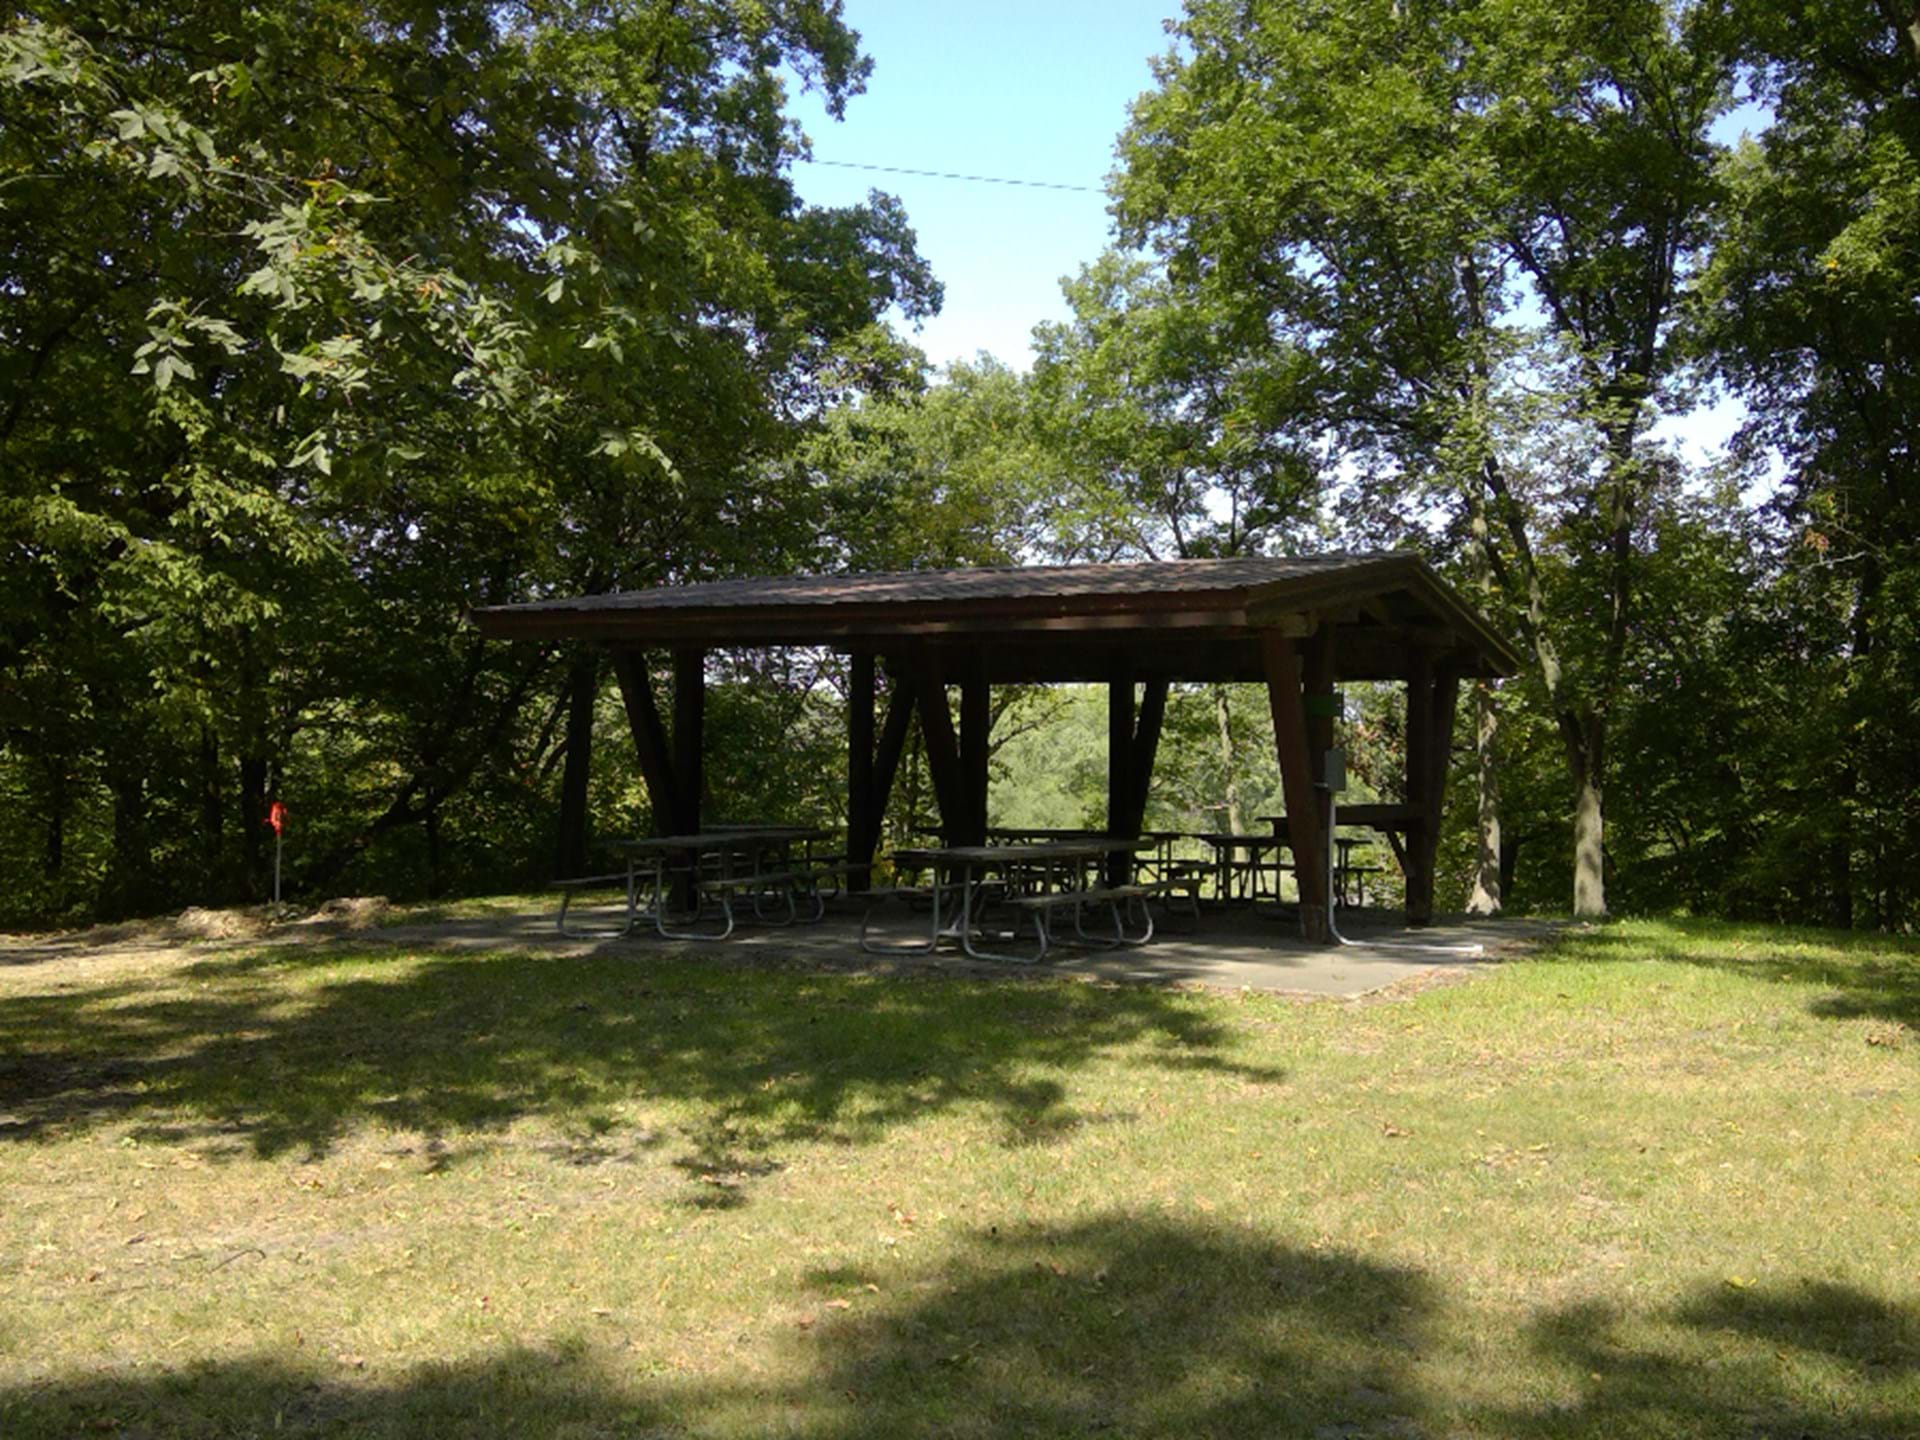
0,918,1916,1437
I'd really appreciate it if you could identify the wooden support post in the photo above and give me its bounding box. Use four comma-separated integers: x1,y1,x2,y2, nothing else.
1262,630,1330,942
611,650,678,837
1404,650,1435,926
1106,657,1135,836
1124,677,1169,838
873,665,915,832
1303,627,1336,783
1303,625,1337,910
672,648,706,836
1105,656,1137,884
958,650,990,848
1431,674,1460,824
849,652,876,893
913,668,963,841
554,650,598,879
668,648,707,912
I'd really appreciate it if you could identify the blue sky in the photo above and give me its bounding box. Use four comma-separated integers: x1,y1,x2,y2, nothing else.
785,2,1751,472
786,1,1180,370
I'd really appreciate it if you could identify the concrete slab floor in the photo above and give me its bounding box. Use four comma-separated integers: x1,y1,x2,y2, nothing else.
2,900,1564,999
361,901,1563,998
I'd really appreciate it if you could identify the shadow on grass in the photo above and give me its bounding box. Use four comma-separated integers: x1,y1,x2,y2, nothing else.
1546,919,1920,1028
3,1215,1915,1438
0,946,1284,1169
1491,1280,1920,1439
787,1216,1435,1435
0,1216,1434,1439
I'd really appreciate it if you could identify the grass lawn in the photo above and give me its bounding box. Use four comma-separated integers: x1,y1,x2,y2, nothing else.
1,917,1915,1438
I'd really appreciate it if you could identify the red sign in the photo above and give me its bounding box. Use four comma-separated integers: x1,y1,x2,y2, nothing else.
266,801,286,835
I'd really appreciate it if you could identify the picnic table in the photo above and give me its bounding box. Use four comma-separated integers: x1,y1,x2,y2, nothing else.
862,837,1158,963
552,826,838,941
1256,816,1385,908
1195,831,1296,905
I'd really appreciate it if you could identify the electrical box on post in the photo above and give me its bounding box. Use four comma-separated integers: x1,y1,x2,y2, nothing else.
1321,747,1347,794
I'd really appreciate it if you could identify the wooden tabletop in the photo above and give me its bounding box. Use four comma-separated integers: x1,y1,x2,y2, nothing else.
897,838,1148,867
615,828,829,854
1258,807,1415,831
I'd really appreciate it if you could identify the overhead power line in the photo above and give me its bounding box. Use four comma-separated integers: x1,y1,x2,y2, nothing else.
798,157,1101,194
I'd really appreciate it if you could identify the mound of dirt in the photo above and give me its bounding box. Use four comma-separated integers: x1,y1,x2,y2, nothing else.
172,906,274,941
302,896,391,929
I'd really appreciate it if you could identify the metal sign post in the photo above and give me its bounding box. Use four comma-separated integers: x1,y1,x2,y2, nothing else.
267,801,286,914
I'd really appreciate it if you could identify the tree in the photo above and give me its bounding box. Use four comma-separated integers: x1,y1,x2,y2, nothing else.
1697,0,1920,927
1115,0,1738,916
1030,252,1321,562
800,353,1053,572
0,2,938,918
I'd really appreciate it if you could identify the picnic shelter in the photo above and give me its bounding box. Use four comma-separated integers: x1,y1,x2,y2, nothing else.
471,552,1521,941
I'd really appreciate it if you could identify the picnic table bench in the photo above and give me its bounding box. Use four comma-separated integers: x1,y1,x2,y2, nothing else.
861,839,1153,964
548,827,843,941
1256,817,1390,908
623,829,844,940
1195,831,1297,905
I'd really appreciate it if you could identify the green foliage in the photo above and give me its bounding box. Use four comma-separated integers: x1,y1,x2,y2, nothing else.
798,353,1056,571
1,2,937,922
8,0,1918,932
1113,0,1745,917
1031,253,1322,560
1693,0,1920,927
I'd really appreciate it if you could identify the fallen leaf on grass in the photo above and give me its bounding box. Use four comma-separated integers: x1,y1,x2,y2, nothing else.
1381,1123,1411,1139
826,1299,853,1311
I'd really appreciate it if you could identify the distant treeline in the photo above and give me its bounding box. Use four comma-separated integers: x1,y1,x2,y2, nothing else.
2,2,1915,929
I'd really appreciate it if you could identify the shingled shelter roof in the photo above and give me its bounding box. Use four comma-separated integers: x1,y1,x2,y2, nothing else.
470,551,1520,682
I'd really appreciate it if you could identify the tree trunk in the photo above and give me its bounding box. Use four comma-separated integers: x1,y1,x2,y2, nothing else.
1213,685,1244,834
1829,556,1879,928
100,767,152,920
426,805,444,897
1827,834,1854,930
198,725,224,887
554,651,599,880
1466,680,1502,915
238,752,269,900
1573,773,1605,917
1499,830,1524,902
1566,720,1607,917
41,756,67,879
